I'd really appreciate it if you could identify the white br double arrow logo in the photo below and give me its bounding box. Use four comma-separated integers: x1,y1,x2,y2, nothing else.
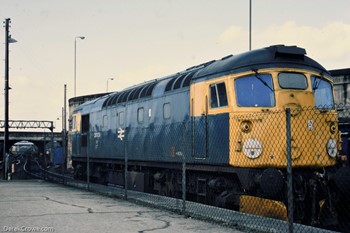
117,128,125,141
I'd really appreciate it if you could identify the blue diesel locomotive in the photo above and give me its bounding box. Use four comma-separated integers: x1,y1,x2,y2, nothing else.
70,45,350,229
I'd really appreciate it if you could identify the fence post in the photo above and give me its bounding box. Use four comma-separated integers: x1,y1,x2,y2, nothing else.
286,108,294,233
124,128,128,200
181,122,188,214
87,132,90,191
4,153,10,180
182,159,186,214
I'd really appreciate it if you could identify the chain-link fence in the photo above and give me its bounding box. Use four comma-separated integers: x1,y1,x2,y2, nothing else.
23,104,350,233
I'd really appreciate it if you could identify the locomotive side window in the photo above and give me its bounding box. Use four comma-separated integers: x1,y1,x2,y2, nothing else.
118,111,124,125
278,72,307,89
103,115,108,130
72,116,76,130
137,107,144,123
311,76,335,109
210,83,228,108
163,103,171,119
235,74,275,107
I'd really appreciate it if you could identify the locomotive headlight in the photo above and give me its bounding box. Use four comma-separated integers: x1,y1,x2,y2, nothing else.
240,120,252,133
326,139,337,158
242,138,262,159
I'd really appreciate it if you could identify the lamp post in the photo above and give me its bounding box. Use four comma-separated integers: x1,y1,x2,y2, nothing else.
249,0,252,51
3,18,17,180
106,78,114,92
74,36,85,97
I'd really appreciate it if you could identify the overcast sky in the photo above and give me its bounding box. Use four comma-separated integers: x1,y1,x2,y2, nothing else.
1,0,350,131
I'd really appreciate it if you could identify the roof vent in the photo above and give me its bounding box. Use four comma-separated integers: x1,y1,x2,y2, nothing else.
272,45,306,55
269,45,306,60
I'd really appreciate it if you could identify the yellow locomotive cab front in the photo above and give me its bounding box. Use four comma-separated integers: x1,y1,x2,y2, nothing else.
228,69,340,169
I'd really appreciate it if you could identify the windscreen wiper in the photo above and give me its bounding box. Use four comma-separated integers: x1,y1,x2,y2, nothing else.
312,77,321,91
252,69,274,92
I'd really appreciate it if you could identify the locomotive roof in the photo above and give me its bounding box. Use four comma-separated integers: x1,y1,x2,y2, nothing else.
192,44,329,81
75,45,330,112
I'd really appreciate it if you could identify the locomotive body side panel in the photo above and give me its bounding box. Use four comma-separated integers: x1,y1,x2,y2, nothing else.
83,88,192,163
125,90,191,162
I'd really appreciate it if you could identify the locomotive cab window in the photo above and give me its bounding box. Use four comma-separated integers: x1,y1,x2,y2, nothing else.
278,72,307,89
81,114,89,147
210,82,228,108
311,76,335,109
235,74,275,107
81,115,90,133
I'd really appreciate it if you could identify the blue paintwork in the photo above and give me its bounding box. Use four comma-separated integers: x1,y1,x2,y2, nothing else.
190,113,230,164
73,86,193,162
207,113,229,164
